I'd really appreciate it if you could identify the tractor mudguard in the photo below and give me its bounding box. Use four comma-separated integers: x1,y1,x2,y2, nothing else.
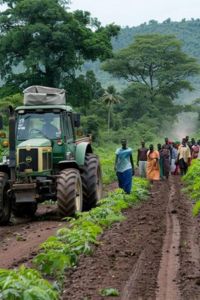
75,142,92,166
58,160,79,171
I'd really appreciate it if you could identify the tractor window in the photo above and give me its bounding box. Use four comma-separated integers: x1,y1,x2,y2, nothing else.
66,114,74,140
17,113,61,140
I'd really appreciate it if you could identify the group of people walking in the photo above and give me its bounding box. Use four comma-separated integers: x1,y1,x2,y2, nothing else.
115,137,200,194
138,136,200,181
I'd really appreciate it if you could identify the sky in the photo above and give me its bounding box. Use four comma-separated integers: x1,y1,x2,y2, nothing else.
69,0,200,27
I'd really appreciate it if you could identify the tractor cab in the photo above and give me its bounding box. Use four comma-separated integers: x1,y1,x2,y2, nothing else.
15,105,76,174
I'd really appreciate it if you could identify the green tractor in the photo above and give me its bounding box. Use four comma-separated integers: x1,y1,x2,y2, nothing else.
0,86,102,224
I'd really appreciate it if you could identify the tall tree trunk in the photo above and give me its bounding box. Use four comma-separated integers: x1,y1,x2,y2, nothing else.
108,105,111,133
45,66,57,87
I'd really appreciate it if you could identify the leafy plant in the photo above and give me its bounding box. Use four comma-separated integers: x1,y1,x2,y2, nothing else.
0,266,58,300
192,200,200,216
100,287,120,296
183,159,200,216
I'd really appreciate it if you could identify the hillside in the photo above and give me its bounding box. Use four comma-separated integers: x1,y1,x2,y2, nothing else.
87,19,200,100
113,18,200,56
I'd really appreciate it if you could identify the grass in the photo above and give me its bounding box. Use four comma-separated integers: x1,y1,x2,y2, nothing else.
183,159,200,216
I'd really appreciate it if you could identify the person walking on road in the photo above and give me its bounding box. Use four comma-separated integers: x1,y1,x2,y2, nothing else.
115,139,134,194
157,143,164,180
146,144,160,182
191,140,199,160
137,141,148,178
161,145,170,179
171,142,179,174
177,138,191,175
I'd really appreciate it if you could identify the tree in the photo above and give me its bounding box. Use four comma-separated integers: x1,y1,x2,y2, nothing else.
102,34,200,102
0,0,120,93
81,115,99,142
120,84,153,122
100,85,123,133
66,70,104,113
0,93,23,125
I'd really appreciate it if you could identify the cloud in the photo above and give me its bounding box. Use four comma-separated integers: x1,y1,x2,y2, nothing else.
69,0,200,26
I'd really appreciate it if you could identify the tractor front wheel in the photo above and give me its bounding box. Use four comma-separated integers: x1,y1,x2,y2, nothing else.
0,172,11,225
57,168,83,217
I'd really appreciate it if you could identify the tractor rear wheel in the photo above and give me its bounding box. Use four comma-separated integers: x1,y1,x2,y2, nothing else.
12,203,37,218
57,168,83,217
81,154,103,210
0,172,11,225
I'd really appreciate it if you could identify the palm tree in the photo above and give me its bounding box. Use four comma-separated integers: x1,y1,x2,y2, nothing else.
100,85,123,133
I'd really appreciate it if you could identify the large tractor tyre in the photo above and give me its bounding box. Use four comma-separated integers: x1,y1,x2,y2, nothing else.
0,172,11,225
12,203,37,218
57,168,83,217
81,154,103,210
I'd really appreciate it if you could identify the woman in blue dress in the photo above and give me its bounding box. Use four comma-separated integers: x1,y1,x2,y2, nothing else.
114,139,134,194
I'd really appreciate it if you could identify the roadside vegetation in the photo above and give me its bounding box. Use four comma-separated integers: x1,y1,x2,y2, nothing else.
183,159,200,216
95,145,116,184
0,267,59,300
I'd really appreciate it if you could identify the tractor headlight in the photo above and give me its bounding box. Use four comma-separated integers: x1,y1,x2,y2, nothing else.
2,140,9,147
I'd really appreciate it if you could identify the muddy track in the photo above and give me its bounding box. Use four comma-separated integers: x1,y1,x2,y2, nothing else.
0,183,117,269
1,177,200,300
62,177,200,300
156,178,181,300
0,204,64,269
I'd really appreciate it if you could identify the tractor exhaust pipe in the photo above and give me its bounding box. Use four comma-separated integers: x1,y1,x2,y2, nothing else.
8,106,16,181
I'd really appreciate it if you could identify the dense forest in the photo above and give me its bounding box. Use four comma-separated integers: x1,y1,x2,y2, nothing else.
86,19,200,92
0,1,200,146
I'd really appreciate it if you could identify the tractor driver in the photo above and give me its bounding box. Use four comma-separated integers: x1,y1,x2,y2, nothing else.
42,114,60,139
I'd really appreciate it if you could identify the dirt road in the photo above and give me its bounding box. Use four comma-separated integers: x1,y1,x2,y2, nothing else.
0,204,63,269
0,177,200,300
62,177,200,300
0,183,117,269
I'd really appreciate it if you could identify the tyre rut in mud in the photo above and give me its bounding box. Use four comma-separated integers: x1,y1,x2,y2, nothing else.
62,177,200,300
57,168,83,216
0,172,11,225
81,154,102,210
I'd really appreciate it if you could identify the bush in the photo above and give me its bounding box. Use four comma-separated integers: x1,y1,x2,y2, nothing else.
183,159,200,216
0,266,59,300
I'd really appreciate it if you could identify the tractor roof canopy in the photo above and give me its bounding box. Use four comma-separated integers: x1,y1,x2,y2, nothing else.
15,105,73,113
23,86,66,106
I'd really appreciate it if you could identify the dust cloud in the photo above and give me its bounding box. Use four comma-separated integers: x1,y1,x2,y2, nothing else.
165,112,199,141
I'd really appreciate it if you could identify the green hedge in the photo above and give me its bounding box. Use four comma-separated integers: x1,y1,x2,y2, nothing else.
183,159,200,216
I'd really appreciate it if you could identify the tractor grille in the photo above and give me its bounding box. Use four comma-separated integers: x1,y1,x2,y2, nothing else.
42,152,52,170
18,148,38,171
